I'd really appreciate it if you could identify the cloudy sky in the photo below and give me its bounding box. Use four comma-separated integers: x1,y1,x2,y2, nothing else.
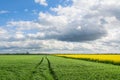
0,0,120,53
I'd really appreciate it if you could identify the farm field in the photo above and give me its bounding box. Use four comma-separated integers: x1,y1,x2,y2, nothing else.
57,54,120,65
0,55,120,80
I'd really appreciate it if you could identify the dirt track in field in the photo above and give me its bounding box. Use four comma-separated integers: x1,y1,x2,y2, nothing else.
29,56,58,80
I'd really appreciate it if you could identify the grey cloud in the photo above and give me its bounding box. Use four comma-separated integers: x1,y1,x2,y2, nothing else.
39,14,107,42
21,18,107,42
57,28,106,42
56,21,107,42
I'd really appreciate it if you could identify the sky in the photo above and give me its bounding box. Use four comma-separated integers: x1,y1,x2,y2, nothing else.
0,0,120,53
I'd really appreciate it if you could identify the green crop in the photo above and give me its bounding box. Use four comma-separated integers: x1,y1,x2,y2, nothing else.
0,55,120,80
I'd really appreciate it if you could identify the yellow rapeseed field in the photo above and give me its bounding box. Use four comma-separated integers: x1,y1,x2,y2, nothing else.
57,54,120,63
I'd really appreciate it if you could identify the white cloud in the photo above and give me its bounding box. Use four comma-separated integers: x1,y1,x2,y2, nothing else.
28,32,45,39
35,0,48,6
15,32,25,40
0,28,10,41
7,21,42,30
0,10,9,14
0,28,7,34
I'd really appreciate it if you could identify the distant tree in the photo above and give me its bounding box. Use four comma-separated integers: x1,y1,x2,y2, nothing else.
26,51,30,54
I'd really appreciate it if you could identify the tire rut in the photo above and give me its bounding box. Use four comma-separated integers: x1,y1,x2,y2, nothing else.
46,57,58,80
29,57,46,80
35,57,44,69
30,56,58,80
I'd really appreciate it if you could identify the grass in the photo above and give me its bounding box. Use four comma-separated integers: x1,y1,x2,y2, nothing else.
0,55,46,80
0,55,120,80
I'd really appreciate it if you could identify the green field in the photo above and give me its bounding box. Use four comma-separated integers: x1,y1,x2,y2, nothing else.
0,55,120,80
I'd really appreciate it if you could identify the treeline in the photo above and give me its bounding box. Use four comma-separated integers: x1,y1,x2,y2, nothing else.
0,52,55,55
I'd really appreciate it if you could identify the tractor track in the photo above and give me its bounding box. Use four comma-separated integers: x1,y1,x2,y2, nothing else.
46,57,58,80
29,57,45,80
35,57,44,69
29,56,58,80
